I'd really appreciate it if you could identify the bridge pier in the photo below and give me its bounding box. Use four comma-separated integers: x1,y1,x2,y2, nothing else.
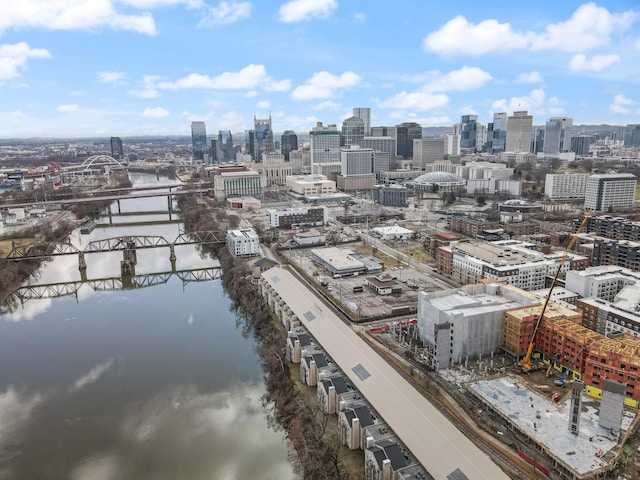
78,252,88,282
117,199,121,214
107,204,113,225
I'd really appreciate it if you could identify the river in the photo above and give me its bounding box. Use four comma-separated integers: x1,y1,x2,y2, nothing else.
0,173,299,480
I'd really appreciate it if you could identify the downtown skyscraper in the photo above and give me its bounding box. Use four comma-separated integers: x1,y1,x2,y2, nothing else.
191,121,207,162
505,111,533,153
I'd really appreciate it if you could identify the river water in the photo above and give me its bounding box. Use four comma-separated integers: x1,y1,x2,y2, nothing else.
0,173,299,480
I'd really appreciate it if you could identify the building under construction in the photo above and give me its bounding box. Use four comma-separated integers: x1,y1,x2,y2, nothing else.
505,301,640,406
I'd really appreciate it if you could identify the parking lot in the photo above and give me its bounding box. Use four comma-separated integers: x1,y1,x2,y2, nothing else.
281,244,445,322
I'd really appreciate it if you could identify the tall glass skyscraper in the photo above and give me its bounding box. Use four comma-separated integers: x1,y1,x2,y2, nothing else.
191,121,207,161
341,116,365,147
218,130,234,162
543,117,573,155
395,122,422,158
352,107,371,136
253,114,274,162
459,115,478,151
281,130,298,161
110,136,123,160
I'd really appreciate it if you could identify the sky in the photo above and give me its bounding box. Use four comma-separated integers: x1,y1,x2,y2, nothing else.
0,0,639,138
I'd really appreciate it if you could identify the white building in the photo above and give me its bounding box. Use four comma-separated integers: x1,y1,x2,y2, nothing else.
226,228,260,256
310,122,341,164
340,146,373,176
565,265,640,302
466,178,521,196
213,170,265,201
286,174,336,196
417,283,539,370
544,173,589,201
370,225,414,240
584,173,637,212
412,138,445,168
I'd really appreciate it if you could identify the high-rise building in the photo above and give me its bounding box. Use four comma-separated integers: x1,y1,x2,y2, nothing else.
371,126,396,137
310,122,341,164
110,136,123,160
505,111,533,153
340,146,374,176
544,173,589,201
543,117,573,155
253,114,274,162
585,174,637,212
341,116,365,147
624,125,640,148
209,139,218,164
191,121,207,161
413,138,445,168
352,107,371,136
218,130,234,162
245,130,255,159
459,115,478,151
361,136,396,158
281,130,298,162
570,135,595,156
395,122,422,158
532,127,545,153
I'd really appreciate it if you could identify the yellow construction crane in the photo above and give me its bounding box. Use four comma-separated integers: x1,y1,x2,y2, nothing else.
518,209,592,372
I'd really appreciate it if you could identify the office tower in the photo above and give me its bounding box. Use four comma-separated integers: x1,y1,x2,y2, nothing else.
483,112,507,154
396,122,422,158
544,117,573,155
585,173,637,212
545,173,589,201
361,136,396,158
371,126,396,137
459,115,478,151
352,107,371,136
570,135,595,156
209,139,218,164
310,122,341,164
281,130,298,162
624,125,640,148
218,130,234,162
413,138,445,168
191,121,207,161
340,146,374,176
244,129,255,159
341,116,365,147
446,133,460,156
505,111,533,153
533,127,545,153
253,114,274,162
110,136,123,160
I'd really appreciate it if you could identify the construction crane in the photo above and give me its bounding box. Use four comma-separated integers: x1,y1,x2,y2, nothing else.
518,209,592,372
554,345,589,387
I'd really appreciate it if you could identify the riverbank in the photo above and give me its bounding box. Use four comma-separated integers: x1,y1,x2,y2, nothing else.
177,194,355,480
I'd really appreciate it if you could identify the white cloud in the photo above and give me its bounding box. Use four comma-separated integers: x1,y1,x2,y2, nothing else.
69,90,85,96
158,64,288,91
491,88,548,114
199,1,251,27
0,1,157,35
291,71,361,100
312,100,341,111
531,2,637,52
69,359,114,393
636,38,640,50
569,53,620,71
423,3,637,56
128,74,162,98
353,12,366,23
278,0,337,23
244,90,258,98
0,388,43,453
142,107,170,117
609,94,636,115
0,42,51,82
57,104,79,112
379,91,449,111
97,71,126,84
423,16,531,55
119,0,204,8
423,66,492,92
256,100,270,109
515,71,543,84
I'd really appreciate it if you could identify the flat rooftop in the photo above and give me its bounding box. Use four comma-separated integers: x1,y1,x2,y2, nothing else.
428,290,528,317
468,376,636,477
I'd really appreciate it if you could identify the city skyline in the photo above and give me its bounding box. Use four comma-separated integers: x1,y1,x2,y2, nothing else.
0,1,639,138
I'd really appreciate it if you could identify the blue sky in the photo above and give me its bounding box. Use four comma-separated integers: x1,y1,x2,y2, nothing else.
0,0,639,138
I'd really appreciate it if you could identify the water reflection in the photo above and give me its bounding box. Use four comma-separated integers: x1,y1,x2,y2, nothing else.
0,174,299,479
70,383,296,480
